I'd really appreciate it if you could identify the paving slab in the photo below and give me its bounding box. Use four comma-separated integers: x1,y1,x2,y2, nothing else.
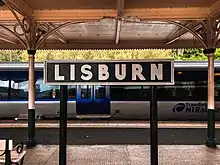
22,145,220,165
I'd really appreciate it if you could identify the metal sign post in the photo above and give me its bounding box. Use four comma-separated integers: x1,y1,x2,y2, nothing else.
150,86,158,165
59,85,68,165
43,59,174,165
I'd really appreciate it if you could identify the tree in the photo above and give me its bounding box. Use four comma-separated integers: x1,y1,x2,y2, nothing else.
0,50,24,62
214,49,220,59
172,48,208,60
0,48,220,62
20,49,173,61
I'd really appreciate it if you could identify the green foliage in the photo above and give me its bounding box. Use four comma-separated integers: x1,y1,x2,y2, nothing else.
17,49,173,62
172,48,208,60
214,49,220,60
0,48,220,62
0,50,24,62
172,48,220,60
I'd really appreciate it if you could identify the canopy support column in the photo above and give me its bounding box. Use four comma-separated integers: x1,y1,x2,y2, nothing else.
26,49,36,148
204,48,217,148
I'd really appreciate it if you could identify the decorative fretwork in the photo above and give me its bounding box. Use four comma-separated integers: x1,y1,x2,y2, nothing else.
1,0,220,50
214,19,220,47
0,1,72,50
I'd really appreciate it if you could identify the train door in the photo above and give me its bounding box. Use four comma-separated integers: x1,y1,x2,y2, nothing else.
76,85,110,116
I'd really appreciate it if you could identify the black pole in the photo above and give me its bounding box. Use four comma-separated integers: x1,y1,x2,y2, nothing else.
26,109,36,147
150,86,158,165
206,109,216,148
59,85,68,165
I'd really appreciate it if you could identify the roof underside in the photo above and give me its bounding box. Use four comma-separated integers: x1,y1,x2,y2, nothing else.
0,0,219,50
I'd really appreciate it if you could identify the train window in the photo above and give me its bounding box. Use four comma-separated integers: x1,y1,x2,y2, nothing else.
179,81,195,99
215,79,220,101
110,86,125,100
110,86,149,101
157,86,173,101
142,86,151,100
157,81,207,101
80,85,91,99
35,78,60,100
175,70,208,82
171,88,176,96
68,86,76,99
0,80,9,100
10,79,28,100
95,86,105,99
143,86,150,89
193,81,207,101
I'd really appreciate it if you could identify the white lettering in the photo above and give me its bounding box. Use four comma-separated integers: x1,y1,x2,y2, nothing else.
151,64,163,80
54,64,64,80
132,64,145,80
98,64,109,80
115,64,126,80
70,64,75,80
81,64,93,80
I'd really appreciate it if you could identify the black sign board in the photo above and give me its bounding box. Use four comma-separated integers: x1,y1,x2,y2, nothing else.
44,60,174,85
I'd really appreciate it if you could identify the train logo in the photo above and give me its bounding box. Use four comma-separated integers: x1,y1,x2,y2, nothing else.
172,103,185,112
173,102,207,113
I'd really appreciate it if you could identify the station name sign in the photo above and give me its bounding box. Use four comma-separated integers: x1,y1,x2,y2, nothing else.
44,60,174,85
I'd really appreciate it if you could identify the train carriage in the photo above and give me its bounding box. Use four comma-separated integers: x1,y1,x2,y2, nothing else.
0,61,220,120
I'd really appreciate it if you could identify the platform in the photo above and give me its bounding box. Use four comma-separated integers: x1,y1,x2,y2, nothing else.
0,124,219,145
23,145,220,165
0,121,219,164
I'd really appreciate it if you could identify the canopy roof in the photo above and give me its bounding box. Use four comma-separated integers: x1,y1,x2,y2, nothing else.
0,0,219,49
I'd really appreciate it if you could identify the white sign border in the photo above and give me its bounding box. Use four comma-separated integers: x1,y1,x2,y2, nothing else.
44,59,175,86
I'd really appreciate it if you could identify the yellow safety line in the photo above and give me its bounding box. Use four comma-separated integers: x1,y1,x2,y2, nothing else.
0,122,219,128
